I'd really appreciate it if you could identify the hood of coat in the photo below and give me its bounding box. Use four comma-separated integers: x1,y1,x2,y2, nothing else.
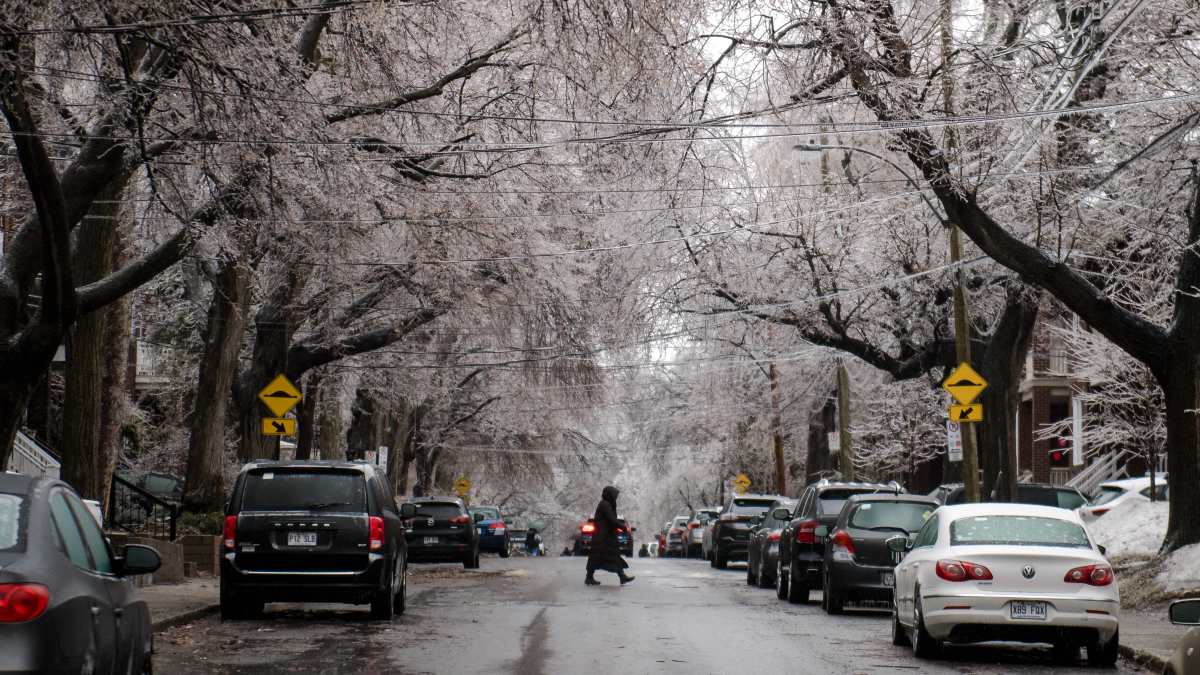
601,486,619,506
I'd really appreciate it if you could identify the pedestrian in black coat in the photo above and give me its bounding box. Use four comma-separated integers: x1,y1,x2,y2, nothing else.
585,486,634,586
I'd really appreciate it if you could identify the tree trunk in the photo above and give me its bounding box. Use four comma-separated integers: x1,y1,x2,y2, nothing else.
316,377,345,460
0,378,39,469
1157,358,1200,552
295,371,322,460
182,261,251,513
386,397,410,493
347,386,386,461
978,288,1039,502
98,269,131,514
805,394,836,481
60,186,121,499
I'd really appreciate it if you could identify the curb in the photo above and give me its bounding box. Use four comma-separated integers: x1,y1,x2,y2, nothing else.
1119,644,1167,673
151,604,220,632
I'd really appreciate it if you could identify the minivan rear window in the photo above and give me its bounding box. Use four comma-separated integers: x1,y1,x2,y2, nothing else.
0,493,23,551
240,471,367,512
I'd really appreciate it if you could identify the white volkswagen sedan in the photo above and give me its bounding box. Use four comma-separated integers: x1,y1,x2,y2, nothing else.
890,503,1119,666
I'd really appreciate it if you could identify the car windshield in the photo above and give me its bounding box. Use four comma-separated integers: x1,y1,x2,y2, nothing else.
731,499,774,516
849,501,935,533
0,493,22,551
471,507,501,520
241,470,367,511
1089,486,1126,506
412,503,464,518
950,515,1091,548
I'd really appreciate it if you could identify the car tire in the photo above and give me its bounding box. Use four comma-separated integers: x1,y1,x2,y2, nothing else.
395,562,407,615
1086,630,1119,668
823,569,843,615
787,561,809,604
1052,640,1077,665
775,558,789,600
370,563,396,620
715,547,728,570
219,577,248,621
499,537,510,558
758,560,773,589
891,598,910,647
747,559,757,585
911,591,941,659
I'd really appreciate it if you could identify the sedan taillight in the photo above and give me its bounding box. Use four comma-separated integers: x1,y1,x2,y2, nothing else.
1089,508,1109,517
935,559,993,582
795,519,819,544
581,523,596,534
830,530,856,561
0,584,50,623
1064,564,1113,586
223,515,237,550
369,516,385,551
449,515,471,525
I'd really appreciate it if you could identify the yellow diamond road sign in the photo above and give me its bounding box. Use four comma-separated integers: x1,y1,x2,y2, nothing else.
949,403,983,423
261,418,297,436
454,477,471,496
733,473,751,494
259,374,302,417
942,362,988,406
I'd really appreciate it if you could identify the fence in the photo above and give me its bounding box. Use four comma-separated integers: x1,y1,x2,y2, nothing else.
107,474,178,541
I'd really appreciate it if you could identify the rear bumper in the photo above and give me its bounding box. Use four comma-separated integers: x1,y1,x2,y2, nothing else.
718,536,750,558
478,533,508,552
221,553,386,603
407,542,472,561
923,593,1120,644
827,557,895,600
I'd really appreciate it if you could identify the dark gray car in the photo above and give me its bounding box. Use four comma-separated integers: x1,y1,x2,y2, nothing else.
817,493,939,614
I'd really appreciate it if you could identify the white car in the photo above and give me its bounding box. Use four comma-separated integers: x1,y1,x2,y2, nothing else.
1078,474,1168,521
890,503,1119,666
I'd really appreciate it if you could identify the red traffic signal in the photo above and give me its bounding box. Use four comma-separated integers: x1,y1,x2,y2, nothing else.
1048,436,1071,467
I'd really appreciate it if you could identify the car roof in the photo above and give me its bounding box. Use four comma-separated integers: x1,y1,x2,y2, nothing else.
811,481,902,493
732,493,784,501
0,472,34,495
240,460,378,475
407,496,465,505
1099,475,1166,489
935,502,1086,522
845,493,938,505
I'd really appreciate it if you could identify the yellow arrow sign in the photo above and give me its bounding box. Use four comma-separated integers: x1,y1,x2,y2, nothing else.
949,403,983,423
261,418,297,436
454,477,471,496
942,362,988,406
733,473,751,494
258,374,302,417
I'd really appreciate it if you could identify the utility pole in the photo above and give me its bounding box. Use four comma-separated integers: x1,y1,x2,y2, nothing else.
836,359,855,481
942,0,981,503
769,360,786,494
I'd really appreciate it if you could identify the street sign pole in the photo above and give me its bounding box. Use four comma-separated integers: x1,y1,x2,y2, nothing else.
949,226,981,503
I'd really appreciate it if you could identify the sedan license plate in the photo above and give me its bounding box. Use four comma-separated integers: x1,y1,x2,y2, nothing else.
423,536,438,545
287,532,318,547
1010,601,1048,620
882,572,895,587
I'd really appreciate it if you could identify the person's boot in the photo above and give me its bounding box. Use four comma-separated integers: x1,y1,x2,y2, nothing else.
619,572,635,585
585,572,600,586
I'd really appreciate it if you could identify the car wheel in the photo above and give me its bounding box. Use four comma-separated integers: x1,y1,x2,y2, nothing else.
499,537,510,558
1086,630,1119,668
891,597,910,647
219,577,246,621
370,564,396,620
394,562,407,615
787,561,809,604
823,569,843,615
1051,640,1077,665
715,547,728,570
775,558,789,600
911,591,941,659
758,559,773,589
747,558,757,585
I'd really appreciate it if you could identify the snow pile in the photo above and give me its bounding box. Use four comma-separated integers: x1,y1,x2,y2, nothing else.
1085,499,1167,558
1157,543,1200,594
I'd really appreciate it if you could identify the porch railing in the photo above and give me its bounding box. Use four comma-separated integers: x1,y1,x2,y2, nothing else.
107,474,178,541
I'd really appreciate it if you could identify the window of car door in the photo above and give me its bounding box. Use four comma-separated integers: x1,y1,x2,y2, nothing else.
50,490,97,570
66,493,114,574
912,514,939,549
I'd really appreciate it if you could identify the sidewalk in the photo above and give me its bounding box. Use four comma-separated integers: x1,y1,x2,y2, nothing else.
1120,605,1191,670
137,577,220,631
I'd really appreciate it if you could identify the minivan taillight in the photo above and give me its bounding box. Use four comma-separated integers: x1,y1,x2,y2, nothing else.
369,516,385,551
795,519,819,544
1064,564,1113,586
0,584,50,623
223,515,237,550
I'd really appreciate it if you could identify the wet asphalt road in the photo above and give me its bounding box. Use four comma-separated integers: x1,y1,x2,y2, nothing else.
157,556,1149,674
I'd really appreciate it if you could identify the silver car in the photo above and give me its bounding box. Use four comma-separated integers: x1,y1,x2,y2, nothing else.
686,508,720,558
1167,598,1200,675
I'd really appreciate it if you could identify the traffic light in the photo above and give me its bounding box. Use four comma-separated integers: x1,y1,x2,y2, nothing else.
1048,437,1071,468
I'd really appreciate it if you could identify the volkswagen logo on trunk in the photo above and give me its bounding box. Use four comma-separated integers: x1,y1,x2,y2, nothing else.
1022,565,1036,579
427,518,435,527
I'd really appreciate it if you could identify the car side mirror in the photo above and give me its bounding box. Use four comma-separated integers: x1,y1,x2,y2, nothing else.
814,525,828,539
1097,544,1107,556
399,503,417,518
886,536,912,554
473,513,484,523
1170,599,1200,625
772,508,791,521
118,544,162,576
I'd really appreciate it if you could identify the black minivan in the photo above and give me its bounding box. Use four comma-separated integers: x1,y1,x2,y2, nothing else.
220,461,415,620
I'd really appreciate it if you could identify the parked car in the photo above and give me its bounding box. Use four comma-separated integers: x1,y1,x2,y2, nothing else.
709,494,783,569
817,493,939,614
656,523,669,557
1166,598,1200,675
747,498,796,588
936,482,1089,510
402,496,481,568
777,481,902,604
927,483,960,504
664,516,690,557
890,502,1119,666
685,508,720,558
1079,474,1169,521
221,461,413,620
469,505,510,557
574,517,634,556
0,472,162,674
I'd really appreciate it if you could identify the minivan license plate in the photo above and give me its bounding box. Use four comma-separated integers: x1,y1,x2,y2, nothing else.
288,532,318,547
1010,601,1047,620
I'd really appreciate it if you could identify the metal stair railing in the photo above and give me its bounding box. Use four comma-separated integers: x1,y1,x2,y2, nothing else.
107,474,179,541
